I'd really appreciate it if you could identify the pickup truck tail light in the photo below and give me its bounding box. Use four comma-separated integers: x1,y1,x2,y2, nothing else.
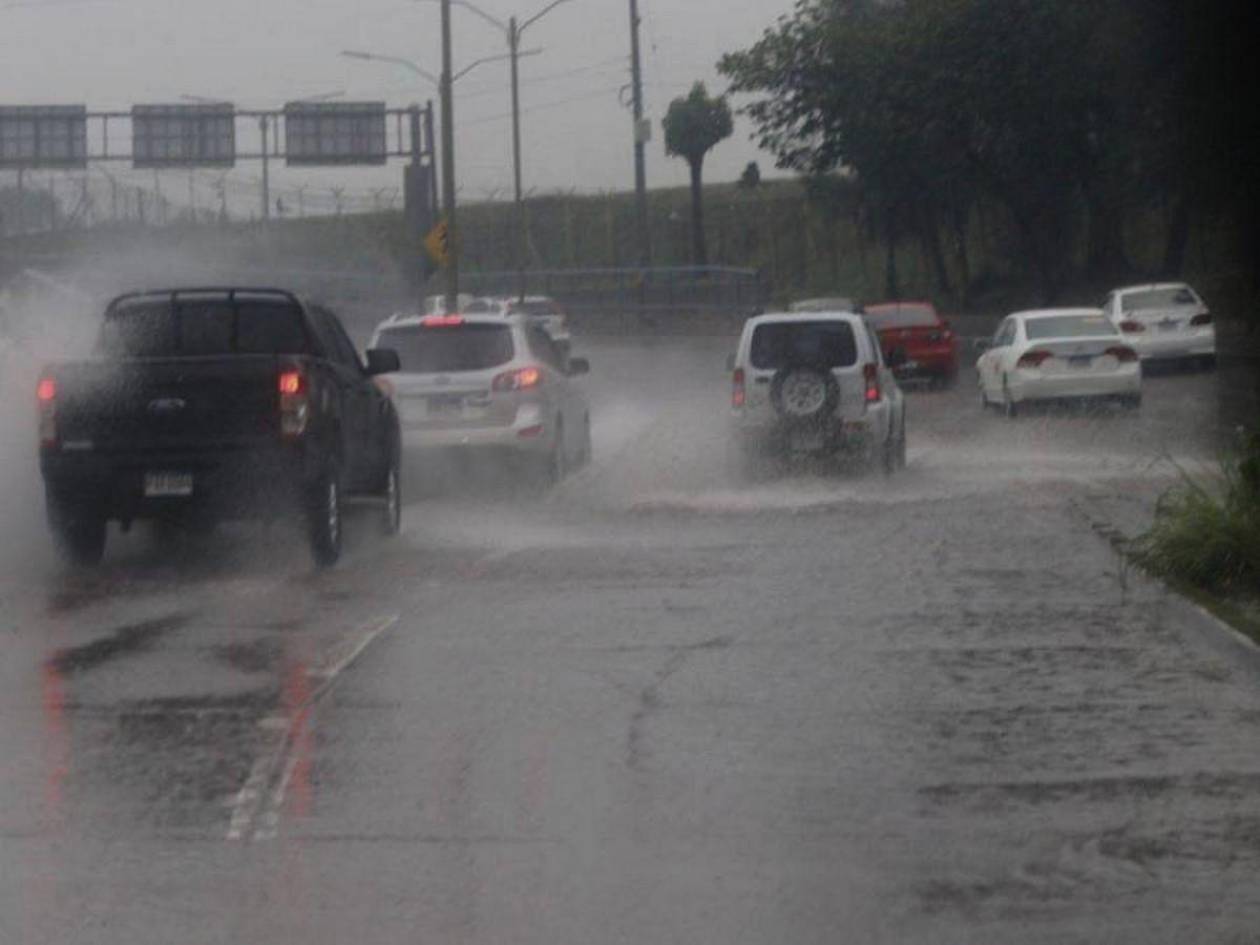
37,376,57,447
1016,350,1053,369
278,370,310,438
864,363,881,403
491,366,543,392
732,368,746,408
1103,345,1139,363
1118,320,1146,333
1190,312,1213,327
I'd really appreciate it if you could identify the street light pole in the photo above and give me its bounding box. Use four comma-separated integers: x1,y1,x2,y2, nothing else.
629,0,649,271
260,115,270,221
509,15,525,300
440,0,460,311
425,0,573,301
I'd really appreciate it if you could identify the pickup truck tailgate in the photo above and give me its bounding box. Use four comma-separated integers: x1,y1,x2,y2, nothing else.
53,355,284,452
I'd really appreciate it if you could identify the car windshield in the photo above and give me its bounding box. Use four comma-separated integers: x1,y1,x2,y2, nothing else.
1024,314,1119,339
864,304,937,329
750,321,858,369
377,323,514,372
97,298,307,356
1122,287,1199,310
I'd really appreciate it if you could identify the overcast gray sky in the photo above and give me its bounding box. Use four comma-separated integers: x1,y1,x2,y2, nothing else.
2,0,791,216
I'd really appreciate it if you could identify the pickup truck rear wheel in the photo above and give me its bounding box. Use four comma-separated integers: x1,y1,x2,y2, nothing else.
308,471,343,568
47,497,106,567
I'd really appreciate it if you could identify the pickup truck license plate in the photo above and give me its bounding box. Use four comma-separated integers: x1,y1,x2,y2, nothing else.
144,472,193,498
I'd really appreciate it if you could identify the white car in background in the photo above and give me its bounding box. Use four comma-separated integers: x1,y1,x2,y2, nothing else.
422,293,475,316
368,312,591,484
729,310,907,473
789,296,857,314
977,308,1141,416
1101,282,1215,367
464,295,572,354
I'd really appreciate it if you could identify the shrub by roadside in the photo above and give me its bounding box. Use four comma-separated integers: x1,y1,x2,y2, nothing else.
1135,430,1260,596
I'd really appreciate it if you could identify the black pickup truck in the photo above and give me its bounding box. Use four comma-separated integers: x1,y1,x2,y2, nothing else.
38,288,402,567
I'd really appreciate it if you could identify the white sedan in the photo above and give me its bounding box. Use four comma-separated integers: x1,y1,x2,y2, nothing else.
977,308,1142,416
1101,282,1215,367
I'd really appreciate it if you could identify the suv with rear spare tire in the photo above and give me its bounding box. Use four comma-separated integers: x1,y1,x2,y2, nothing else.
728,310,906,476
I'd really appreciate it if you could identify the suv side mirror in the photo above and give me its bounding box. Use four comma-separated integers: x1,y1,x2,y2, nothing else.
567,357,590,377
365,347,401,376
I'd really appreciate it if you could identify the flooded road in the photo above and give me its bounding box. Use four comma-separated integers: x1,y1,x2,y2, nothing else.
1,337,1257,944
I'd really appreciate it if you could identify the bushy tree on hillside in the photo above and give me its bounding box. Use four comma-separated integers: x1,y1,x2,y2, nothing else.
663,82,733,266
719,0,1260,305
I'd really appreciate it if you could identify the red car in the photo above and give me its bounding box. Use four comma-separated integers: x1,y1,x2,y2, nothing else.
862,301,959,387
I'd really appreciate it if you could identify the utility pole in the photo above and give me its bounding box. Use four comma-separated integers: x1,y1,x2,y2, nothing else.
440,0,460,311
629,0,650,271
260,115,271,221
510,15,526,301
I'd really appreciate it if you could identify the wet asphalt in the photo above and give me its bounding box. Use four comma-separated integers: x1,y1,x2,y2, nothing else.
1,338,1258,944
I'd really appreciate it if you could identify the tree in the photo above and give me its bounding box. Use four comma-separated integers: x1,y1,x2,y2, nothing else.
663,82,733,266
738,162,762,190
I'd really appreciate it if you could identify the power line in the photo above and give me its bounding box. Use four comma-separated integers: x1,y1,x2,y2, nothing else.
461,84,625,127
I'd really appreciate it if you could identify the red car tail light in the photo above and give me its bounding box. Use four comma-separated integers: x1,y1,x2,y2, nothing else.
732,368,746,408
1118,320,1145,333
864,363,880,403
1103,345,1139,363
278,369,310,438
1190,312,1213,326
37,376,57,447
492,366,543,392
421,315,465,328
1016,350,1053,369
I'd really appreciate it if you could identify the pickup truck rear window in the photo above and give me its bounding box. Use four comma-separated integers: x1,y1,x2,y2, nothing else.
750,321,858,370
98,299,308,356
377,324,514,373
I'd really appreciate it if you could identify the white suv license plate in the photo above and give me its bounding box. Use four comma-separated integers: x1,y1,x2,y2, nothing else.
144,472,193,498
789,430,824,452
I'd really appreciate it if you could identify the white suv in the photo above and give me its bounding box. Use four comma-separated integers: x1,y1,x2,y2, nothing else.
369,313,591,484
729,311,907,473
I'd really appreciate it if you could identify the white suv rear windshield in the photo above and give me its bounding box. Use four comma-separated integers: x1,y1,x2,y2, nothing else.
750,321,858,370
378,324,515,373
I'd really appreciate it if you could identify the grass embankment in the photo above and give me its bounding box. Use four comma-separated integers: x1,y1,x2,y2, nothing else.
1135,431,1260,644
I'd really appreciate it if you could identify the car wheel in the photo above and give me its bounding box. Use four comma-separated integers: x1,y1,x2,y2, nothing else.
47,496,107,567
380,456,401,537
881,434,898,475
536,422,566,489
576,414,593,469
1002,378,1018,418
308,469,343,568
